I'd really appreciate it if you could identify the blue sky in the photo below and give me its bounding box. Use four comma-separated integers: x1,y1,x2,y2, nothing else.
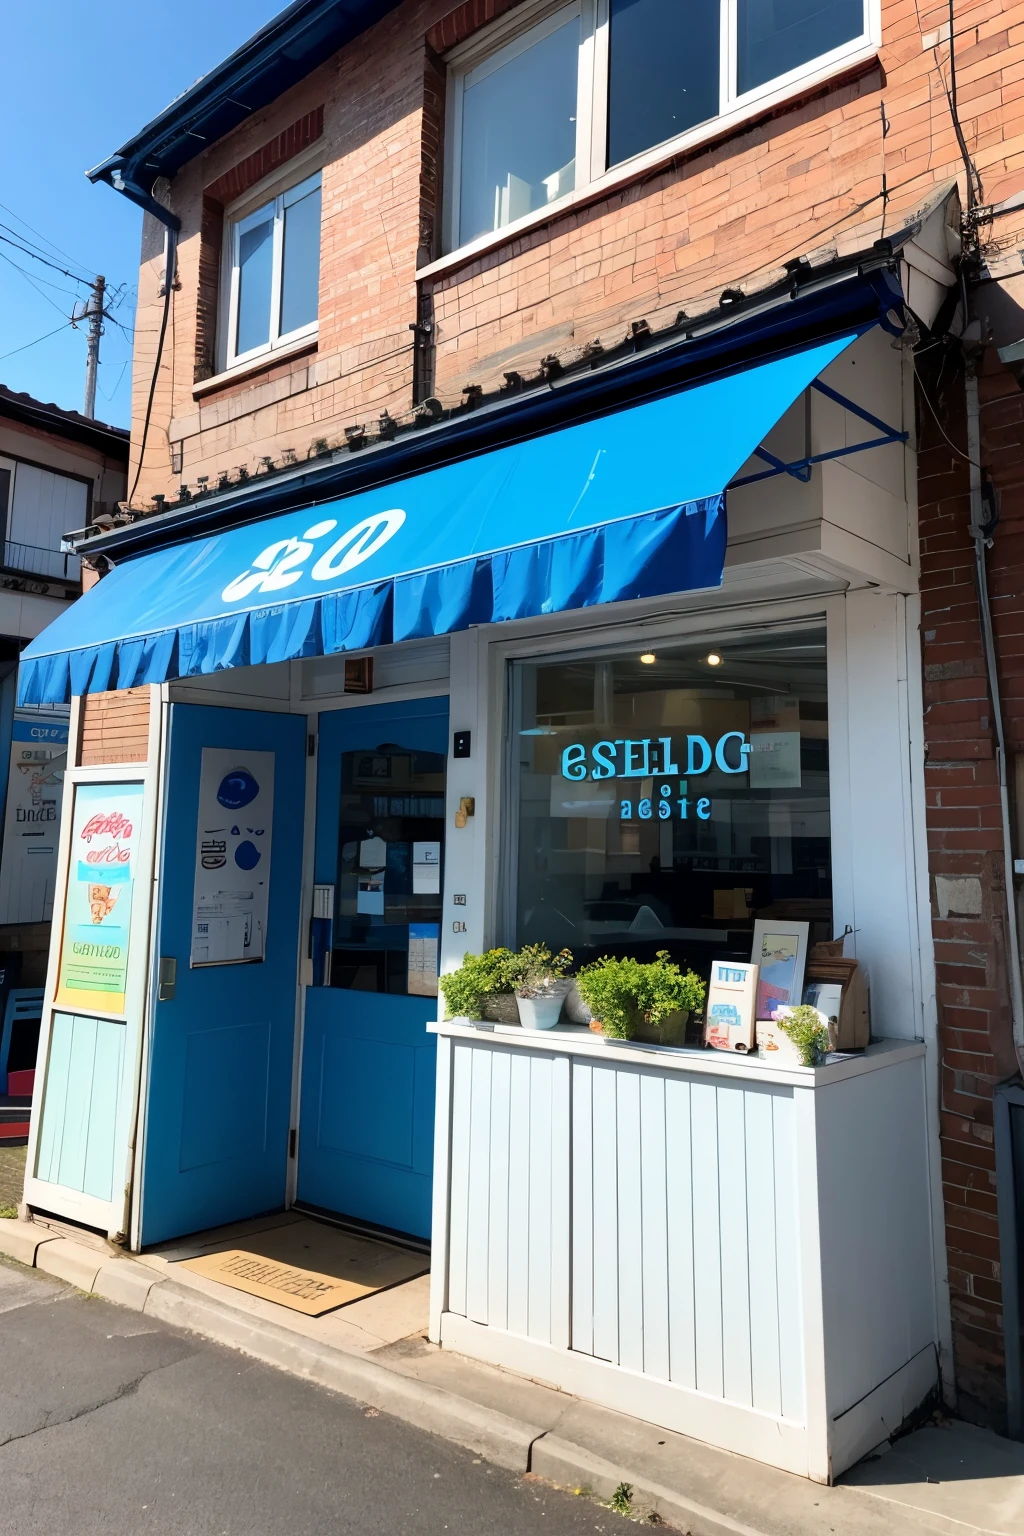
0,2,284,428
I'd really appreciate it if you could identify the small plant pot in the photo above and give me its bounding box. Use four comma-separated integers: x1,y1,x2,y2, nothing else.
632,1009,690,1047
481,993,521,1025
517,991,567,1030
563,983,593,1025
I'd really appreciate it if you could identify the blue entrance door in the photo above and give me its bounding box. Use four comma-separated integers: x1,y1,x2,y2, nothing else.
140,704,306,1246
297,697,448,1240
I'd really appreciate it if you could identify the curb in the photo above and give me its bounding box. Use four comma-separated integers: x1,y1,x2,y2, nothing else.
0,1221,772,1533
145,1279,544,1473
532,1435,770,1536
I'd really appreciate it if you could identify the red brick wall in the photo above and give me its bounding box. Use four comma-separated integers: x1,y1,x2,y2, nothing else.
127,0,1024,505
919,337,1024,1432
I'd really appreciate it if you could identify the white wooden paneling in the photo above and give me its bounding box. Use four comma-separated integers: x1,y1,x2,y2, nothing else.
447,1039,570,1348
570,1059,802,1420
9,462,87,579
815,1057,936,1420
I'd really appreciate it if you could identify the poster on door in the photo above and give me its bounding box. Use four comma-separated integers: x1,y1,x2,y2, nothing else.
56,780,145,1015
191,749,274,966
0,711,69,924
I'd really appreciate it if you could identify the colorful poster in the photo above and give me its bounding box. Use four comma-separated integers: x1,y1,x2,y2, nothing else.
191,749,274,966
0,712,70,924
56,780,145,1015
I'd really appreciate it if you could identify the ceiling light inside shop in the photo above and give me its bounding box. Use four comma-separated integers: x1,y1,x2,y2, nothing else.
639,652,656,664
705,652,723,666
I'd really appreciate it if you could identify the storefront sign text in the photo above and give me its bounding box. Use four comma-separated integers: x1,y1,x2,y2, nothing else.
561,733,750,781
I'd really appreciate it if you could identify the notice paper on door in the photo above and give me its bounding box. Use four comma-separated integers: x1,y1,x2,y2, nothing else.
412,841,441,895
191,748,274,966
408,922,439,996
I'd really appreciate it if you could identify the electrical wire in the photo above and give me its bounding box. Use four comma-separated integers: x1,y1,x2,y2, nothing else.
914,356,982,468
939,0,983,211
127,243,175,509
0,320,73,364
0,249,74,320
0,231,93,287
0,201,96,283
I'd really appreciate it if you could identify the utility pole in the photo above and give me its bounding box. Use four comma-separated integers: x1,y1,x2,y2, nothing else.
82,274,106,419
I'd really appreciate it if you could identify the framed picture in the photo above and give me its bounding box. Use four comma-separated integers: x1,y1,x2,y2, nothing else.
751,919,810,1019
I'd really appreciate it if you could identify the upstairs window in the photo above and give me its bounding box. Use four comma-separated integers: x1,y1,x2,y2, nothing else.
226,170,321,367
444,0,869,255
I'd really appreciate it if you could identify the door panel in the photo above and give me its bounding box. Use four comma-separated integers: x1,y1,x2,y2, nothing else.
141,704,305,1246
297,697,447,1239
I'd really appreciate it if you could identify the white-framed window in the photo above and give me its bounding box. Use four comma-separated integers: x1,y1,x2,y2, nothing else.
224,169,322,369
444,0,871,255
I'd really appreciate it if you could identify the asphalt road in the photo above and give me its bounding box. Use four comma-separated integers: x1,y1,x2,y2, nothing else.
0,1257,621,1536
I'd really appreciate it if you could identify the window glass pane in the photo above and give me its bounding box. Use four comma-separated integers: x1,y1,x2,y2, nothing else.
331,745,446,994
608,0,720,167
458,14,578,247
235,209,274,354
280,183,322,336
737,0,863,95
511,631,830,997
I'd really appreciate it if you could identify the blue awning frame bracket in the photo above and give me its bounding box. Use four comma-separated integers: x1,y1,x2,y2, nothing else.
728,378,908,488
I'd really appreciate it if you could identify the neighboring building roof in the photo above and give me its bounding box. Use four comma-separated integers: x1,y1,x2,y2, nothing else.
87,0,401,211
0,386,129,458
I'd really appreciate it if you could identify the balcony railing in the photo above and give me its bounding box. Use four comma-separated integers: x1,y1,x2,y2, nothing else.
4,540,81,583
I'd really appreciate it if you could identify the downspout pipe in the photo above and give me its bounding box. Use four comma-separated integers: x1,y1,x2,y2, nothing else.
965,363,1024,1074
97,159,181,294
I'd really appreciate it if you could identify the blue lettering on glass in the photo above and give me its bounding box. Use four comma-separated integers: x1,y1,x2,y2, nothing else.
697,797,711,820
620,799,632,819
659,783,672,798
559,734,750,781
638,798,652,819
685,735,712,775
562,744,587,781
592,741,617,779
714,731,752,774
658,798,671,819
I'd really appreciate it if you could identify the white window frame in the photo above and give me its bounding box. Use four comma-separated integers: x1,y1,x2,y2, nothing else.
222,168,322,372
440,0,877,263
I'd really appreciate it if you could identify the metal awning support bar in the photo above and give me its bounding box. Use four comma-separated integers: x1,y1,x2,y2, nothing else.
729,378,907,488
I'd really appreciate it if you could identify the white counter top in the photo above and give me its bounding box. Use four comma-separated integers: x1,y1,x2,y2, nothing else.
428,1018,924,1088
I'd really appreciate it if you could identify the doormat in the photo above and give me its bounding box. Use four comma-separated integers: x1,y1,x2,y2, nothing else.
180,1239,427,1317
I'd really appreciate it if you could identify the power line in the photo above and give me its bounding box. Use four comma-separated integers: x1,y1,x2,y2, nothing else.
0,320,73,365
0,231,93,287
0,250,75,319
0,201,96,283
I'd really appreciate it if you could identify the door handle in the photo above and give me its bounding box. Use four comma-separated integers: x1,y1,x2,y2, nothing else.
158,957,177,1001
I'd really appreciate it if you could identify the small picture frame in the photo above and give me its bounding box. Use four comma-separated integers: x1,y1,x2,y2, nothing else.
704,959,758,1052
751,919,810,1019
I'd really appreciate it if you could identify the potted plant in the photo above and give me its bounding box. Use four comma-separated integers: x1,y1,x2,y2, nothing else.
776,1004,831,1066
511,943,574,1030
575,951,705,1045
439,948,521,1023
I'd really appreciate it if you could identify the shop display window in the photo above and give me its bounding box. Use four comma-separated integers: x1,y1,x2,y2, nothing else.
330,744,446,994
506,627,831,987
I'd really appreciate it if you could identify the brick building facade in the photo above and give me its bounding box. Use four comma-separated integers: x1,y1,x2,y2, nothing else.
89,0,1024,1433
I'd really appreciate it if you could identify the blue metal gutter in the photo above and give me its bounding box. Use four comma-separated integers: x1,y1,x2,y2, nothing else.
86,1,402,214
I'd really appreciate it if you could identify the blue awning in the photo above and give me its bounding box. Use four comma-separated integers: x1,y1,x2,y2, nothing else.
19,333,855,704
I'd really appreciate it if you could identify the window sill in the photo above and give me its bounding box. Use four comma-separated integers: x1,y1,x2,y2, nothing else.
193,336,319,400
417,43,880,283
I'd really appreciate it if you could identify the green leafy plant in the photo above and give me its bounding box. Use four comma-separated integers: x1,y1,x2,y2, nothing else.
0,1203,17,1220
777,1003,830,1066
439,948,520,1020
575,951,705,1041
510,943,573,998
609,1483,634,1515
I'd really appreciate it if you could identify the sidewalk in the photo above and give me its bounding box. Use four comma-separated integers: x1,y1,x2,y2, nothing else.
2,1210,1022,1536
